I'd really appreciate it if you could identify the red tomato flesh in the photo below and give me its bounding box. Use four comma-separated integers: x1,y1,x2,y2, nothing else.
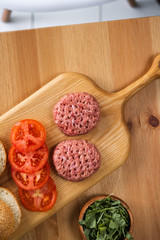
19,177,57,212
11,119,46,152
11,162,50,190
9,144,48,173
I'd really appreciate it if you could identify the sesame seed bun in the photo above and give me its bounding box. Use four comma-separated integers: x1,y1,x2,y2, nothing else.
0,141,6,175
0,200,15,240
0,187,21,239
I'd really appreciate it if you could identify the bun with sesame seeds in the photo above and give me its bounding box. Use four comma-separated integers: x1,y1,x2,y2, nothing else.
0,187,21,240
0,141,6,176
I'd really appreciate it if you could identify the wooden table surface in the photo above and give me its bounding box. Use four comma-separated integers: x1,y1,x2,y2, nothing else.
0,16,160,240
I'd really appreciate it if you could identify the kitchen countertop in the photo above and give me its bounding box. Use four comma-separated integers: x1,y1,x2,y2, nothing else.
0,16,160,240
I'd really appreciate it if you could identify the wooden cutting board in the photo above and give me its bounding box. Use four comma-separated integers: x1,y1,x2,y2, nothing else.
0,51,160,239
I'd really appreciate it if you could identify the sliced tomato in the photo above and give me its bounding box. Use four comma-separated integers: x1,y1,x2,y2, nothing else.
19,177,57,212
11,162,50,190
9,144,48,173
11,119,46,152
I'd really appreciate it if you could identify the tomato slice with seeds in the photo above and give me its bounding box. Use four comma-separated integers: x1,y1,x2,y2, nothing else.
11,162,50,190
9,144,48,173
11,119,46,152
19,177,57,212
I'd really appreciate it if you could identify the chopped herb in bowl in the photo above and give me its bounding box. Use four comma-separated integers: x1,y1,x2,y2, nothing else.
79,195,133,240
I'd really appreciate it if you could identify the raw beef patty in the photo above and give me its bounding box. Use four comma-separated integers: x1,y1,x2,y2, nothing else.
53,140,100,181
53,92,100,136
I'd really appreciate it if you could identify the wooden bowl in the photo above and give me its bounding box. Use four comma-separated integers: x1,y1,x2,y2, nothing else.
78,195,133,240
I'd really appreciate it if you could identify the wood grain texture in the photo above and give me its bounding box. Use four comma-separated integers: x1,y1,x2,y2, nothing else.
0,72,131,240
0,16,160,239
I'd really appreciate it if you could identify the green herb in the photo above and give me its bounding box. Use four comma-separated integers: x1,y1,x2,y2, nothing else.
79,197,133,240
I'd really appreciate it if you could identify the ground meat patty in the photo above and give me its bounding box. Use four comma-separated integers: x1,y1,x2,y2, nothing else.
53,92,100,136
53,140,100,181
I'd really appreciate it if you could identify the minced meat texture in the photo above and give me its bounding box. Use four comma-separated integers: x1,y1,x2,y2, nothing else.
53,140,100,181
53,92,100,136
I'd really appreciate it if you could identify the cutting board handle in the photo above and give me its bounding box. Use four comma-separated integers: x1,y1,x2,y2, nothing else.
115,54,160,102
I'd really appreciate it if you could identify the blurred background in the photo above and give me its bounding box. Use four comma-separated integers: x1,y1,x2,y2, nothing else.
0,0,159,32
